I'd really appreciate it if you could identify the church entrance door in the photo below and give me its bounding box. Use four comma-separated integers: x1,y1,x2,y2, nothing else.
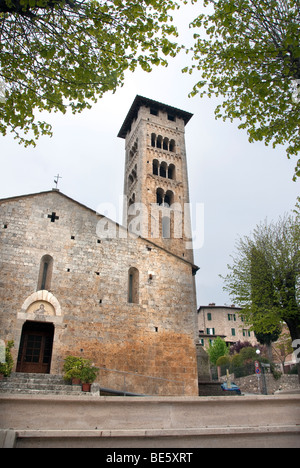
17,321,54,374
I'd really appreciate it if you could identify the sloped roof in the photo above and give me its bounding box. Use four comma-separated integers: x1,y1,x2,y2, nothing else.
118,95,193,139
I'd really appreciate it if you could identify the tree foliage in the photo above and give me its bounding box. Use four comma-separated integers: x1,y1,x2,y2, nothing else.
0,0,181,145
222,214,300,344
207,336,229,365
186,0,300,180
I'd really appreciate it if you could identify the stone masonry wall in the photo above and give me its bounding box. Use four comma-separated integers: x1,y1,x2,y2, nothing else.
0,191,198,395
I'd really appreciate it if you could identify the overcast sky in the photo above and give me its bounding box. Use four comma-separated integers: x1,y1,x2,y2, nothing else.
0,3,299,307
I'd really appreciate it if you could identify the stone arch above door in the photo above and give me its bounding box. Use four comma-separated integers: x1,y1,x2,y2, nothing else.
17,290,62,324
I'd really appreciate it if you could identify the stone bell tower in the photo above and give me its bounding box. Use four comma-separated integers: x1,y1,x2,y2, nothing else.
118,95,194,264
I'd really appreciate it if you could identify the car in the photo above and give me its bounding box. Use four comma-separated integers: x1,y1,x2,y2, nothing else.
221,382,242,395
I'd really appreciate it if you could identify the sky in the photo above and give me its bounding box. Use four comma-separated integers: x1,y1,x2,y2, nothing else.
0,3,299,308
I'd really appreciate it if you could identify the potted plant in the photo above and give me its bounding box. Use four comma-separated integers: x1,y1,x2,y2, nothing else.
0,341,14,379
80,362,99,392
63,356,85,385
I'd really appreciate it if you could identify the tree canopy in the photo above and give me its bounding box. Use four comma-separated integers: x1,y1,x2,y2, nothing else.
222,214,300,344
207,336,229,365
0,0,181,146
186,0,300,180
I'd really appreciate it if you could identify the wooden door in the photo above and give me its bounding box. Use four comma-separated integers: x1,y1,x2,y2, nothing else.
17,321,54,374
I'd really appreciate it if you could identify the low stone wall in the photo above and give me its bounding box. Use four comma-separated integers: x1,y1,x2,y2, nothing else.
234,374,299,395
1,394,300,448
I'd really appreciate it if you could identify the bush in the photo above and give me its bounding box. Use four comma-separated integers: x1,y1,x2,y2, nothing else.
207,337,229,365
0,341,14,377
63,356,86,381
231,353,243,367
63,355,99,383
239,347,257,361
216,356,231,367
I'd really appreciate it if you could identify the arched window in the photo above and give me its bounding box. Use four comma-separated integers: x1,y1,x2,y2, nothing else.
164,190,174,207
128,174,134,187
157,135,162,149
169,139,175,152
151,133,156,148
152,159,159,176
160,161,167,178
129,193,135,207
163,137,169,151
156,188,164,205
37,255,53,291
128,267,139,304
168,164,175,180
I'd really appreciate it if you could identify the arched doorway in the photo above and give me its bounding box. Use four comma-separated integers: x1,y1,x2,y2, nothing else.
16,321,54,374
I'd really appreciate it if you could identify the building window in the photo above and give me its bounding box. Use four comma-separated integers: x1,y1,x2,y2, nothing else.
231,328,236,336
157,135,162,149
228,314,236,321
207,328,215,335
156,188,164,205
169,139,175,152
159,161,167,178
128,267,139,304
149,133,176,153
37,255,53,291
168,164,175,180
153,159,159,176
152,160,176,181
164,190,174,207
207,313,212,321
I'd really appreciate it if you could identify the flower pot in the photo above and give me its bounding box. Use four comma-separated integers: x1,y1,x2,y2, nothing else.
72,378,81,385
82,383,91,392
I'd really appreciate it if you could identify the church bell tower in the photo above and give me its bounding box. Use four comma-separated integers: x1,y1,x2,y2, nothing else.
118,96,194,264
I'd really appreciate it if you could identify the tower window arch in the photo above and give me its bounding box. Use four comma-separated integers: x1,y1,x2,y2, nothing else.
37,255,53,291
164,190,174,207
168,164,175,180
169,139,175,152
163,137,169,151
156,188,164,205
159,161,167,178
128,267,139,304
150,133,176,153
128,174,134,187
156,135,162,149
153,159,159,176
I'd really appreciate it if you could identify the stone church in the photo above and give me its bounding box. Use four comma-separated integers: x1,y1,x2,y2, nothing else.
0,96,200,396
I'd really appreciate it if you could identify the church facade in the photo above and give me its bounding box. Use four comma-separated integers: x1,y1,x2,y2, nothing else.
0,96,199,395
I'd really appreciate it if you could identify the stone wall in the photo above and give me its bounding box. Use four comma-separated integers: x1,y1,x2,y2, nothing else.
220,372,299,395
1,394,300,448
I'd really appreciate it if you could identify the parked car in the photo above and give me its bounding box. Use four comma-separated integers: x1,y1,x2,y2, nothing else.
221,382,241,395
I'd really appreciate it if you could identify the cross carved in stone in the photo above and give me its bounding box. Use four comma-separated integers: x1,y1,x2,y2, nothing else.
48,212,59,223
